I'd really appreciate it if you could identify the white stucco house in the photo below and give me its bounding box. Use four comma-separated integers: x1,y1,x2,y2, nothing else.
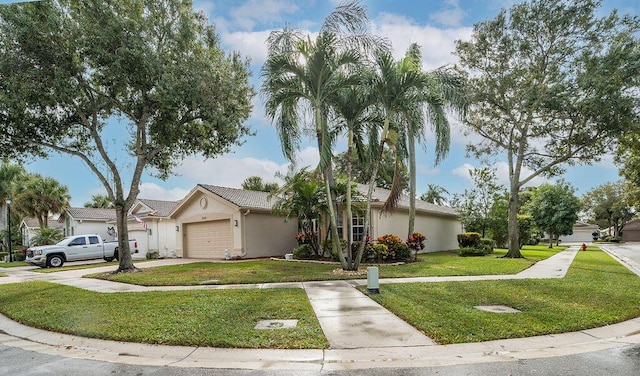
126,198,181,258
560,221,600,243
60,207,117,241
19,217,64,246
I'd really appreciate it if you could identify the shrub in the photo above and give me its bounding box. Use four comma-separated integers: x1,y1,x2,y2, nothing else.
13,249,26,261
480,238,494,254
457,232,481,248
0,252,7,260
371,243,390,262
406,232,426,259
352,240,375,260
377,234,411,261
459,247,488,257
292,244,314,259
146,250,160,259
322,238,347,260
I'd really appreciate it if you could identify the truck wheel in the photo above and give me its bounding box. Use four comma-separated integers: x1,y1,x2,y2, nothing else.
47,255,64,268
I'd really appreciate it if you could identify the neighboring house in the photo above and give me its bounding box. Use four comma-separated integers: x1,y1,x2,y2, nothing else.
19,217,64,246
60,207,117,241
170,184,297,259
622,219,640,242
560,222,600,243
330,185,461,253
127,198,181,258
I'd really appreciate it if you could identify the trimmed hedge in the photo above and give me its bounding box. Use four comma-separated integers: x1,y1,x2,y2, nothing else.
457,232,481,248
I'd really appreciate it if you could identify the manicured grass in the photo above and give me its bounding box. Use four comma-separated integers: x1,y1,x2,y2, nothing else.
88,246,563,286
0,261,29,268
34,260,151,273
363,246,640,344
0,273,7,277
0,281,327,349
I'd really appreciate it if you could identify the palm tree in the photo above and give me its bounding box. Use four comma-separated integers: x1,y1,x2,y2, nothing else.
84,194,114,208
420,184,450,205
13,174,70,228
262,0,385,270
0,162,25,235
30,227,64,246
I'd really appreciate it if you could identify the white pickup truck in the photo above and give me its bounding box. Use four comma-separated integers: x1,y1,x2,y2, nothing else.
25,234,138,268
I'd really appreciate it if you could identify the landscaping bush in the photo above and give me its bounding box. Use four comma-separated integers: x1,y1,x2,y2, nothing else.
322,238,347,260
146,250,160,260
292,244,314,259
458,246,488,257
0,252,7,260
457,232,481,248
376,234,411,261
406,232,426,260
352,240,375,260
480,238,494,254
13,249,26,261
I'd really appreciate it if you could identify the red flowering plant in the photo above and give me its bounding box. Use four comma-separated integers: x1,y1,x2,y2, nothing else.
406,232,426,261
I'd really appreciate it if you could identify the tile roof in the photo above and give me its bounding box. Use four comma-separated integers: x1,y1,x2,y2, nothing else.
199,184,274,210
137,199,181,217
21,217,64,229
356,184,458,217
65,207,116,221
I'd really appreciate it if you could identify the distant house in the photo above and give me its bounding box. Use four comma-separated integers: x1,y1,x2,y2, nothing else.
19,217,64,246
622,219,640,242
170,184,297,259
127,198,181,258
60,207,117,241
560,222,600,243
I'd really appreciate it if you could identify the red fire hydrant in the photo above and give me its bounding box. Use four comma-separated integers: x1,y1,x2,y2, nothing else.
581,243,587,252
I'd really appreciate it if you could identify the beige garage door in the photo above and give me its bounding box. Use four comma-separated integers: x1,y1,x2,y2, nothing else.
184,220,232,259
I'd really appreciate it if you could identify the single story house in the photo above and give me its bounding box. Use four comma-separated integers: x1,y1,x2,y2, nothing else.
622,219,640,242
19,217,64,246
170,184,298,259
331,185,461,253
560,221,600,243
60,207,117,241
126,198,180,258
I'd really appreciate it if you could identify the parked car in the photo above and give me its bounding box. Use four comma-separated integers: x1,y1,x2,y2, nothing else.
25,234,137,268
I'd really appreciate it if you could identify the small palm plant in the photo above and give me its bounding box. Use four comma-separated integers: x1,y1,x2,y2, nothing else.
30,227,64,246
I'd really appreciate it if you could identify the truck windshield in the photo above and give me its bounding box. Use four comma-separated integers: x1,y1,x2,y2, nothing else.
56,237,73,246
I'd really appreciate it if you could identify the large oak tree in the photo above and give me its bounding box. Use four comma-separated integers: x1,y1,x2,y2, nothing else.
0,1,254,271
455,0,640,257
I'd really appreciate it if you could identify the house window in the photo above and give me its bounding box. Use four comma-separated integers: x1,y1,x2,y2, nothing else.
352,215,365,242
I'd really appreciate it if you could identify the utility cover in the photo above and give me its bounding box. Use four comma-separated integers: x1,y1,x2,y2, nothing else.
474,305,521,313
254,319,298,330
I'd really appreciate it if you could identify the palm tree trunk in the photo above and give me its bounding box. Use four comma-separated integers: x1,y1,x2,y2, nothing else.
407,130,416,238
345,129,354,267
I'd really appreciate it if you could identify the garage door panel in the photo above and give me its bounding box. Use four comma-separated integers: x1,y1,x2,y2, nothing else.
185,220,232,259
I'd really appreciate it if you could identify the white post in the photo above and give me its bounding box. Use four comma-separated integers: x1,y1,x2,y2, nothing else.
367,266,379,294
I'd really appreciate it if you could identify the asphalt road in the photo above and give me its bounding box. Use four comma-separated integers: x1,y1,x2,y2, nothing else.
602,242,640,274
2,342,640,376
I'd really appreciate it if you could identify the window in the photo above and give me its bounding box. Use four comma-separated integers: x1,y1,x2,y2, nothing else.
352,215,365,242
69,237,86,246
88,236,99,244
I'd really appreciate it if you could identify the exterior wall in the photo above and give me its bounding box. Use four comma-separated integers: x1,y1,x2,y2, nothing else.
622,220,640,242
243,212,298,258
64,219,116,241
20,225,39,246
173,190,241,257
373,209,462,253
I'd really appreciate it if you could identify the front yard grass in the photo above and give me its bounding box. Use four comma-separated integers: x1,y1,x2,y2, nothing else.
87,245,563,286
0,282,327,349
364,246,640,344
0,261,29,268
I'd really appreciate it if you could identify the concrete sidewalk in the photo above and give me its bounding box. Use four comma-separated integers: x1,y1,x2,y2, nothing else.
1,246,639,370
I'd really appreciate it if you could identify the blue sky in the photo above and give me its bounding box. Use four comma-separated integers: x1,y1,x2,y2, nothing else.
9,0,639,206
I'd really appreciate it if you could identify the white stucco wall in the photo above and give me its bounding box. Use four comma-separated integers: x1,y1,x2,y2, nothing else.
65,220,115,241
373,209,462,253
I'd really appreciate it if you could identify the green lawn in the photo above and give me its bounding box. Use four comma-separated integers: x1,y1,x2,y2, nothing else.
364,246,640,344
87,246,562,286
0,282,327,349
0,261,29,268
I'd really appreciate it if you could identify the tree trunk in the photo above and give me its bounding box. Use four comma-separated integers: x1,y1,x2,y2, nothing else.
407,131,416,238
505,185,523,258
345,130,354,267
115,204,135,272
548,231,554,249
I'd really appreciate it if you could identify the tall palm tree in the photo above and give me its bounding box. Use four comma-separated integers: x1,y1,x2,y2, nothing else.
0,162,25,230
420,184,450,205
262,0,386,270
13,174,70,228
84,194,114,208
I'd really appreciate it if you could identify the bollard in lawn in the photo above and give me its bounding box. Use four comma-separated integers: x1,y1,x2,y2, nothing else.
367,266,380,294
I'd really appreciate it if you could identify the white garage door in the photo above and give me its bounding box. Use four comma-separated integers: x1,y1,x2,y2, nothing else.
184,220,232,259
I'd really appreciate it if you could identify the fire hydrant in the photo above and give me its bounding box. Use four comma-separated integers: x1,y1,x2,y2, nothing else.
581,243,587,252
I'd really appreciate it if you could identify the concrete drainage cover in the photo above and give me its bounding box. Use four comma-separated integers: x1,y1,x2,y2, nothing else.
255,320,298,330
474,305,521,313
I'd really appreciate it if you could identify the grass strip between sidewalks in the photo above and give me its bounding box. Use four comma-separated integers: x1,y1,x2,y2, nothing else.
0,283,327,349
363,246,640,344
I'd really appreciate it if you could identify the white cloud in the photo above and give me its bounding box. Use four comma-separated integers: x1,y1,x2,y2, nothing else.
221,29,271,67
138,183,191,202
429,0,467,27
229,0,299,30
451,161,551,190
372,13,472,70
